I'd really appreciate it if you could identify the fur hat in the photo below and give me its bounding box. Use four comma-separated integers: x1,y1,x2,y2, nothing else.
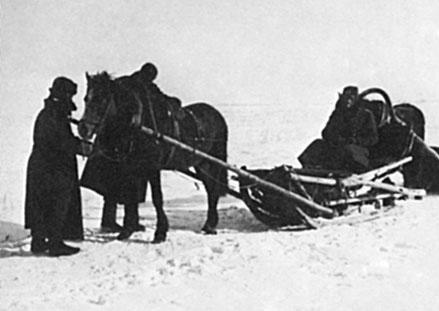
140,63,158,82
49,76,77,98
342,86,359,98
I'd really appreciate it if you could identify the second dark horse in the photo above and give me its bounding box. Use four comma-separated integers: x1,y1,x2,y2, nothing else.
78,72,228,243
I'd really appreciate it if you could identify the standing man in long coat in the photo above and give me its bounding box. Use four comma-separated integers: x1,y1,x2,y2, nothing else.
25,77,92,256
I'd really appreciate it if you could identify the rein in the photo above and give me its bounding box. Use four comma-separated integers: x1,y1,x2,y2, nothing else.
90,92,117,137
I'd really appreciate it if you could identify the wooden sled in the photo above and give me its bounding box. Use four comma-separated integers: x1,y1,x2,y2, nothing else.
238,157,425,229
139,126,426,230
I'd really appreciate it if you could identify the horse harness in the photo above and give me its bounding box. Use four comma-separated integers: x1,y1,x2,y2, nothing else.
131,85,206,168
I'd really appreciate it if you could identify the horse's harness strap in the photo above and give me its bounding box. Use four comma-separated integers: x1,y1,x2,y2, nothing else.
378,102,391,128
400,129,416,158
185,108,203,145
92,93,117,137
133,85,180,167
184,108,205,164
162,115,180,168
162,107,204,168
131,91,144,128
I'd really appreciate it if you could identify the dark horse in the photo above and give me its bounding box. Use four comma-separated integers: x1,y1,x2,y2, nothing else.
358,88,439,190
78,72,228,242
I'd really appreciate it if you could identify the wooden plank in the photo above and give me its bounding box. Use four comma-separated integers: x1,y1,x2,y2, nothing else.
341,157,412,187
326,193,404,207
361,180,426,198
289,173,338,186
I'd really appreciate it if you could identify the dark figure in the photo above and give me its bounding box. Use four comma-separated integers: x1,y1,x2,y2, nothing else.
131,62,182,116
80,148,156,237
25,77,92,256
299,86,379,172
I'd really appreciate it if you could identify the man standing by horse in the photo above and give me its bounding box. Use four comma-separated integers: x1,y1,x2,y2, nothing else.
130,62,182,115
25,77,92,256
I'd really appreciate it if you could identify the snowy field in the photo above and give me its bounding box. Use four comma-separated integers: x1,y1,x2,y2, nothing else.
2,196,439,310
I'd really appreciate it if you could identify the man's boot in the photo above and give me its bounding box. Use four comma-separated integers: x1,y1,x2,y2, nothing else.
30,236,48,254
48,240,80,257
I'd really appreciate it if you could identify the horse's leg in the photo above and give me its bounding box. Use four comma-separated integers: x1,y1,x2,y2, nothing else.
150,171,168,243
204,189,220,234
100,195,123,232
117,202,140,240
196,164,221,234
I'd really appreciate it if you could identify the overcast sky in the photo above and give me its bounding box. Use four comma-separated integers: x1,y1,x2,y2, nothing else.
1,0,439,216
2,0,439,117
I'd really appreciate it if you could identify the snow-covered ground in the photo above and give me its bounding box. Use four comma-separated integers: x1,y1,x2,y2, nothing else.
2,195,439,310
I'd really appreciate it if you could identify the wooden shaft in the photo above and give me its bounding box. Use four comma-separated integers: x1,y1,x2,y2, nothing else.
355,157,412,181
341,157,412,187
140,126,334,217
290,173,338,186
362,180,426,198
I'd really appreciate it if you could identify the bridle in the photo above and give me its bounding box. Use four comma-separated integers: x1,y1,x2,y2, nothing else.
83,92,117,138
82,79,163,163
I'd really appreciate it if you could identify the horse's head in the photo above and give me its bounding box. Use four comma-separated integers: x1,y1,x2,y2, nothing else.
78,71,116,140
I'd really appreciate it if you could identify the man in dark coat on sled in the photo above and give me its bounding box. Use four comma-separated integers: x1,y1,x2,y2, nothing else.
25,77,92,256
299,86,379,173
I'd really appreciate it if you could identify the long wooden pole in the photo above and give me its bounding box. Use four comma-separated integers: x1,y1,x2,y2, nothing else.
140,126,334,217
341,157,412,187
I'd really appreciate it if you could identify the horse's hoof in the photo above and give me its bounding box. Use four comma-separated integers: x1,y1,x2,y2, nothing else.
100,223,123,233
201,226,217,235
133,223,145,232
117,229,134,240
152,232,167,244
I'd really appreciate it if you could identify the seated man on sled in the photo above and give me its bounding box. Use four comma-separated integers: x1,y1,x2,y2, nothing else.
299,86,379,173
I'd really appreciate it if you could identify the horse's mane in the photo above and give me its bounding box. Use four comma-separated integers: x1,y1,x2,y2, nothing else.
90,71,114,84
90,71,139,113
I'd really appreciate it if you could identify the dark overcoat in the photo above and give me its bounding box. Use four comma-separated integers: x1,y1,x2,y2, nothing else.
24,98,84,240
300,105,379,172
80,142,148,205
